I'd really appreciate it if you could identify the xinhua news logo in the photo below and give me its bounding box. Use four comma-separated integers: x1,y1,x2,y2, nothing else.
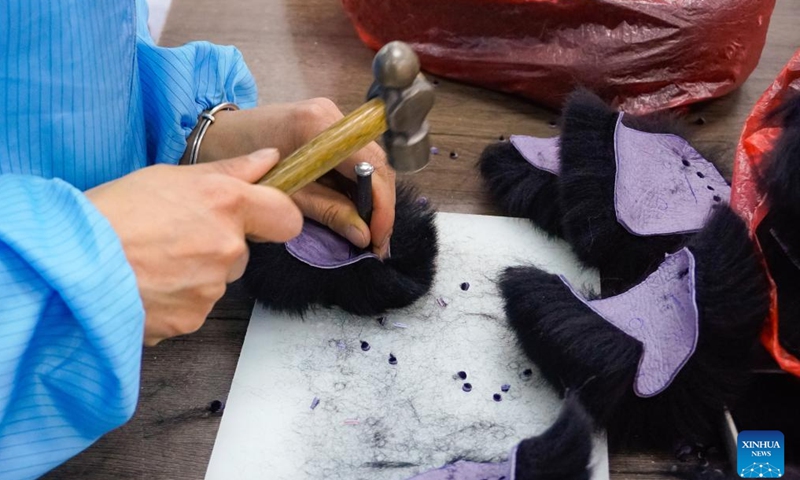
738,431,784,478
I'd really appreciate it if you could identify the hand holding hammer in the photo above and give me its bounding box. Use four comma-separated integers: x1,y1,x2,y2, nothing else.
257,41,435,193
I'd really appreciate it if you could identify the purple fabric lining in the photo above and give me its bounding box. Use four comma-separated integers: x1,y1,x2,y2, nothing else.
407,445,517,480
560,248,700,397
510,135,560,174
510,117,730,238
285,219,378,269
613,113,731,236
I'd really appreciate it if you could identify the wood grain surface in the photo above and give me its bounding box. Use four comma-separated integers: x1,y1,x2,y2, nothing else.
48,1,800,478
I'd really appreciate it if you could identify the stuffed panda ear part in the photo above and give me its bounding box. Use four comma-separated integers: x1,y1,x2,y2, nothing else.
242,183,438,316
479,89,728,294
500,205,769,446
513,394,594,480
558,89,730,294
478,138,563,237
406,395,594,480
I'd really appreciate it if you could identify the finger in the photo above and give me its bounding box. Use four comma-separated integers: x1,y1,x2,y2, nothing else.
292,182,371,248
239,184,304,243
196,148,281,183
226,245,251,283
333,142,396,257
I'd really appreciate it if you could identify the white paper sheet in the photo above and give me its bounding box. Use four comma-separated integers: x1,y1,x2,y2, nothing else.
206,213,609,480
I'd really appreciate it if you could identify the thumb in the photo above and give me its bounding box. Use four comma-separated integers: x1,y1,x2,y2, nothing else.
196,148,281,184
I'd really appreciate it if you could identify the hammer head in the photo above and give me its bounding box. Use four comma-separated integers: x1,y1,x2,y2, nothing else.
370,42,435,173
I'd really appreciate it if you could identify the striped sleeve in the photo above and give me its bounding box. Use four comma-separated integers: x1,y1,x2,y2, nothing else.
0,175,144,480
135,0,258,165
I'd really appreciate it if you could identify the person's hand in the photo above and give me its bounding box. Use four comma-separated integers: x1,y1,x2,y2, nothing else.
86,149,302,346
191,98,396,258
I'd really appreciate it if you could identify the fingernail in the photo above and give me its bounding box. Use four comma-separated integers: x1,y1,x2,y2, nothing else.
377,233,392,259
345,225,369,248
250,148,279,161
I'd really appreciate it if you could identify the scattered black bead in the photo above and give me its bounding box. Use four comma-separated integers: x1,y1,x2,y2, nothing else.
460,282,470,291
548,119,558,128
682,159,691,167
499,135,505,141
713,195,721,202
694,117,706,125
361,341,371,352
676,444,693,462
707,185,715,191
696,171,706,179
501,384,511,392
462,383,472,392
457,371,467,380
388,353,397,365
523,368,533,377
449,151,459,159
493,393,502,402
208,400,225,413
432,79,440,86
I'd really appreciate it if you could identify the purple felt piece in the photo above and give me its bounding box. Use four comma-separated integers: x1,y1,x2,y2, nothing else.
510,135,561,175
407,446,516,480
561,248,700,397
285,219,378,269
613,113,731,236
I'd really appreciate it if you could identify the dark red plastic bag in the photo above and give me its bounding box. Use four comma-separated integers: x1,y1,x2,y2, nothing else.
341,0,775,113
733,49,800,378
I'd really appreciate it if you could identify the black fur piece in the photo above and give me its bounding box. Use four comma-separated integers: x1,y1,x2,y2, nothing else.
760,92,800,357
763,92,800,218
515,395,593,480
242,183,438,316
478,140,563,237
760,211,800,358
500,205,769,446
559,89,696,294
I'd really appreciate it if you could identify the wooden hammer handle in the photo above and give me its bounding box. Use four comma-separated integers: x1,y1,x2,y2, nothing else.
257,98,387,195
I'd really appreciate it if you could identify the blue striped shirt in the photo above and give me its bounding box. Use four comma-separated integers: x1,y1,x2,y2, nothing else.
0,1,257,478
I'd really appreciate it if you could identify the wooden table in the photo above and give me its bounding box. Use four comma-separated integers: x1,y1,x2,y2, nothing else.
49,1,800,478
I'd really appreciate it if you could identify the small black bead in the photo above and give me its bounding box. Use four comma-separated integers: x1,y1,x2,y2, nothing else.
457,371,467,380
462,383,472,392
523,368,533,377
460,282,470,291
361,341,371,352
682,159,691,167
493,394,502,402
449,151,459,159
388,354,397,365
501,384,510,392
208,400,224,413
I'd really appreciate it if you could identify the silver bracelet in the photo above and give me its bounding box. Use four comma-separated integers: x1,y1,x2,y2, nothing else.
187,102,240,165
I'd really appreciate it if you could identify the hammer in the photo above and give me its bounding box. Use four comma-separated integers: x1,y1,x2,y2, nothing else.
257,41,435,195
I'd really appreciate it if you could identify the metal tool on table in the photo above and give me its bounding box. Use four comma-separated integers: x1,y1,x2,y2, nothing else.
257,41,435,195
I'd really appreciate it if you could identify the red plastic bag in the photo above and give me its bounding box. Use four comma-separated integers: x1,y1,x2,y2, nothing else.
732,49,800,378
341,0,775,114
